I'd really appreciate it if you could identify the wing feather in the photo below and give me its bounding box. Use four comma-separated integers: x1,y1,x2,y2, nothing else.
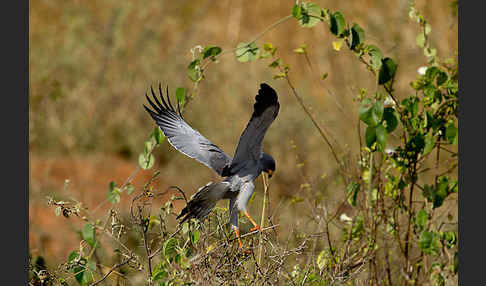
228,83,279,174
144,83,232,176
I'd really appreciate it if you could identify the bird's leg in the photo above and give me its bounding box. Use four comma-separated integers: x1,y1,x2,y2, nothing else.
244,210,262,232
232,225,243,248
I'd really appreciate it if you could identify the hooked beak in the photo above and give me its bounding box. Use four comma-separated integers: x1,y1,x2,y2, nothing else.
267,169,273,178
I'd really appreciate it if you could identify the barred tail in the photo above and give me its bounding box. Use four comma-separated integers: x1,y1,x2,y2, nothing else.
177,182,229,224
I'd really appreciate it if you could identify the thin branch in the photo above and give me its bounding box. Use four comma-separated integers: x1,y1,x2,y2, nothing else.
258,173,270,265
284,75,343,169
89,256,132,286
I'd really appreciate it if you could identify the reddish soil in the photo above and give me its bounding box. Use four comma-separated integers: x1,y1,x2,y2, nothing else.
29,154,183,264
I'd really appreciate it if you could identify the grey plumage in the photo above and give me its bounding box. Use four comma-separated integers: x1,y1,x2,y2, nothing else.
144,83,279,232
144,85,232,176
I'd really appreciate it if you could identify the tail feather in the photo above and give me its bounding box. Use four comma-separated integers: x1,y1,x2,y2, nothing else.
177,182,229,224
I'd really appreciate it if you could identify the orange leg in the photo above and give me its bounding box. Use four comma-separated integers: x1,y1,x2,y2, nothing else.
233,226,243,248
244,210,262,232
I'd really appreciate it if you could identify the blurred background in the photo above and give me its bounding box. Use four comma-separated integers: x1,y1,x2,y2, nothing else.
29,0,457,266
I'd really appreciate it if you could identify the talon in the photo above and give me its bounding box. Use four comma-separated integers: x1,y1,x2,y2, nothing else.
244,211,262,233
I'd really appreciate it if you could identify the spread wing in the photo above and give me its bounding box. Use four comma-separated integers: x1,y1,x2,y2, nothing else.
227,83,280,174
143,84,232,176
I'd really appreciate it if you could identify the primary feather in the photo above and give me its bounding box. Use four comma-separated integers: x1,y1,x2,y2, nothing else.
143,83,232,176
226,83,280,175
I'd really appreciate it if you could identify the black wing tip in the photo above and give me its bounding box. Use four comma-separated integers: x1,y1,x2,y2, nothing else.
254,82,279,116
143,83,184,117
257,83,278,102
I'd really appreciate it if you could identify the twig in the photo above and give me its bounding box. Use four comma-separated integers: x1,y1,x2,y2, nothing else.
89,256,132,286
284,75,342,169
149,225,183,259
404,161,418,279
257,173,269,265
200,15,293,71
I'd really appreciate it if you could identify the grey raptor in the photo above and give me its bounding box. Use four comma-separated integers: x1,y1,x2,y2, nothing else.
144,83,279,247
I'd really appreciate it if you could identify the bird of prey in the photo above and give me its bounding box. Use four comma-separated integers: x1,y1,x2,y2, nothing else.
144,83,279,247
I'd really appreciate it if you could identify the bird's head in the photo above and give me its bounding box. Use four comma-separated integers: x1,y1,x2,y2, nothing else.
261,153,276,178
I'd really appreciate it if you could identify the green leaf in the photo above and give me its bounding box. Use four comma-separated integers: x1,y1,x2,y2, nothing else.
442,231,457,248
332,39,344,51
235,42,259,62
152,126,165,145
260,43,277,59
182,222,189,234
290,196,304,204
163,238,179,260
202,46,221,60
383,107,398,133
190,230,200,244
378,58,397,85
107,181,121,204
373,100,384,125
187,59,201,82
268,58,281,68
425,23,432,35
138,153,155,170
125,184,135,195
419,230,439,254
423,132,436,155
292,4,302,19
425,66,439,81
73,265,85,284
424,47,437,58
174,253,182,264
416,33,425,48
359,99,384,126
82,223,96,247
445,122,458,144
298,2,321,28
293,44,307,54
330,11,346,36
321,72,328,80
367,45,383,71
144,140,153,154
415,209,428,230
84,260,96,284
375,124,387,151
153,261,168,281
346,182,360,206
273,72,287,80
68,251,80,262
402,97,419,118
316,250,329,270
423,176,457,208
351,23,365,50
436,71,448,86
365,126,376,148
358,98,373,122
153,269,168,281
175,87,186,106
262,42,277,55
263,43,273,51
